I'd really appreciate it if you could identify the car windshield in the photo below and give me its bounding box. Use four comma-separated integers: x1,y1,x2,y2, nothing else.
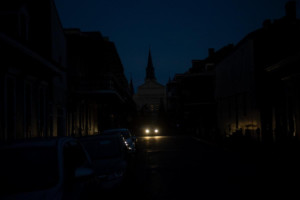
82,137,121,160
0,146,59,195
121,131,131,139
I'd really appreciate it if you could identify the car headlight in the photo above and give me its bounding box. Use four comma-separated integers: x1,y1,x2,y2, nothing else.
154,129,159,133
145,129,150,133
124,141,129,146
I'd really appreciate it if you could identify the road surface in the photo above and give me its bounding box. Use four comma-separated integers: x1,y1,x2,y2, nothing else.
96,135,299,200
124,135,260,200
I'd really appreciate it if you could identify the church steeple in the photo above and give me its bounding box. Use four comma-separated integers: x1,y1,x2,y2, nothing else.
145,49,156,81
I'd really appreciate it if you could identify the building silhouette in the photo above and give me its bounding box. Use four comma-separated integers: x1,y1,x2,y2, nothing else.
215,1,300,143
0,0,136,142
64,29,136,136
167,1,300,144
0,0,67,141
133,49,165,124
166,45,233,136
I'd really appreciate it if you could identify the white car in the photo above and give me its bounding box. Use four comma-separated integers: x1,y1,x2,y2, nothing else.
102,128,136,153
79,134,129,189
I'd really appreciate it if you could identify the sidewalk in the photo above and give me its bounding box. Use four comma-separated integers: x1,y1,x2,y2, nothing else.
192,133,300,199
192,132,300,172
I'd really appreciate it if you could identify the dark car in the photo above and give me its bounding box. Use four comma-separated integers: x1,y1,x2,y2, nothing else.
0,137,95,200
79,134,129,190
102,128,137,153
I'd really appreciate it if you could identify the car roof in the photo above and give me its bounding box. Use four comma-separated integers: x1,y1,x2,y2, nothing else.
102,128,129,133
78,134,121,141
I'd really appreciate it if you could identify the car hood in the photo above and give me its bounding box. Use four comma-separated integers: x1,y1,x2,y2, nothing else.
92,157,127,176
125,139,135,147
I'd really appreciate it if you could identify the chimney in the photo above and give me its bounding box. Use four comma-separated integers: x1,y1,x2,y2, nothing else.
208,48,215,57
285,1,296,20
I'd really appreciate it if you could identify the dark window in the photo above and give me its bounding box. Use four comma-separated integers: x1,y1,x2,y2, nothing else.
38,87,46,136
20,14,28,41
6,76,16,140
0,77,4,141
243,93,247,116
24,83,32,138
48,103,54,137
0,14,18,38
57,108,64,136
219,100,222,118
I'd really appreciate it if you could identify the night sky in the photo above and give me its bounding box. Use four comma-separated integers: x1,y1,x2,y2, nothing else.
54,0,299,90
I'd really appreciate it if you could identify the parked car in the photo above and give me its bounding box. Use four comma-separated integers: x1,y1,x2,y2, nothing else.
79,134,129,190
102,128,136,153
0,137,96,200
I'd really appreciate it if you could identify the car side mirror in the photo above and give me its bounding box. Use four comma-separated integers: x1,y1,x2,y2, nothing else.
75,167,94,180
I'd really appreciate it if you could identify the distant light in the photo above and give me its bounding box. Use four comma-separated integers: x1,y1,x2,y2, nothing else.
154,129,159,133
144,136,164,140
145,129,150,133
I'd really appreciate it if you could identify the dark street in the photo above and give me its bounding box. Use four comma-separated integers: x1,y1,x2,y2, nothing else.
130,135,245,200
104,135,248,199
110,134,299,200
